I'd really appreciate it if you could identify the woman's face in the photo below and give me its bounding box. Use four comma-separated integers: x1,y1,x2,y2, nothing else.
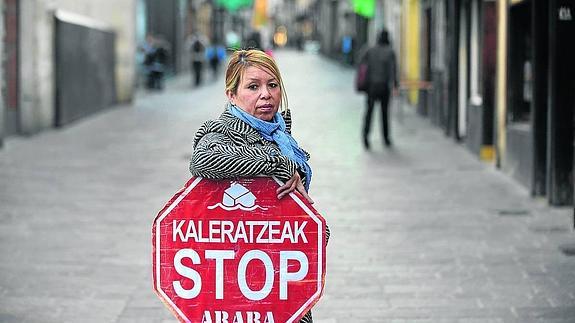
227,66,281,121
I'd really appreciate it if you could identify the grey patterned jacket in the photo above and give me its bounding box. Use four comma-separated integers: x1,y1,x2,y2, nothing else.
190,108,309,186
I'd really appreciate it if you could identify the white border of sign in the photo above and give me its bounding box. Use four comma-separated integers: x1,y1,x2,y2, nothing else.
154,177,324,323
156,176,202,323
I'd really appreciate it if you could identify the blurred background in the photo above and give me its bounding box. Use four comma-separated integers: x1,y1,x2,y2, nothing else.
1,0,575,322
1,0,574,207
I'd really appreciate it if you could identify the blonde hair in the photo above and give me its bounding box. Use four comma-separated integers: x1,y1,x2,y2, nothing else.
225,49,289,112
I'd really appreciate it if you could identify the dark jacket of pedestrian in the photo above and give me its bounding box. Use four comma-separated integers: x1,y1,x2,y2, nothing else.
361,34,398,97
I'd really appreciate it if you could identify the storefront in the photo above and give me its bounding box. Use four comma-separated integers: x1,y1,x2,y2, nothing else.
498,0,575,205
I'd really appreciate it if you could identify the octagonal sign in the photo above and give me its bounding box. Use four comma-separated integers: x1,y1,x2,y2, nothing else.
152,177,326,323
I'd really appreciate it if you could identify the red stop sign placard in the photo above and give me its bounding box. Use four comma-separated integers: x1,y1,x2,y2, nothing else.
152,177,326,323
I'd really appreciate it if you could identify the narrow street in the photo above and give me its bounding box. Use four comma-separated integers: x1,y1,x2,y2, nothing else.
1,50,574,323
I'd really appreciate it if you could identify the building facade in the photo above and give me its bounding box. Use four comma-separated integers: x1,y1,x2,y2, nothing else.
144,0,188,74
496,0,575,205
0,0,5,147
1,0,137,138
426,0,575,206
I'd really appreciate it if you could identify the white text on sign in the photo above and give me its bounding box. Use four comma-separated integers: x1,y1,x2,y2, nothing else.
173,249,309,300
201,310,275,323
172,220,309,244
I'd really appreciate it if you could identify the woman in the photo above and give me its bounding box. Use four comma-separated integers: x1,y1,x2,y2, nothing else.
189,49,326,322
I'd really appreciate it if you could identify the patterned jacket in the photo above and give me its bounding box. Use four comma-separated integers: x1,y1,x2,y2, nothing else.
190,109,309,185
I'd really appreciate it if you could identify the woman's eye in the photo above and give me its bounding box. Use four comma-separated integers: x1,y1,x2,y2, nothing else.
248,84,258,90
269,83,278,88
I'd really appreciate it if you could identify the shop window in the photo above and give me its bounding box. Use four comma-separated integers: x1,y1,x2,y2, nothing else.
508,1,533,123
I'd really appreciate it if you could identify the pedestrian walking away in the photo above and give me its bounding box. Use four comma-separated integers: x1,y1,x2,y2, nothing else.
189,49,330,323
189,33,206,87
359,29,399,149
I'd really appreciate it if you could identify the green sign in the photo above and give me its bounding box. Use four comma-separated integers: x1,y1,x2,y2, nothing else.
352,0,375,18
216,0,253,12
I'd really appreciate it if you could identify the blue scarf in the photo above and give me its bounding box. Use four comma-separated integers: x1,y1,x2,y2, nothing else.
229,104,312,191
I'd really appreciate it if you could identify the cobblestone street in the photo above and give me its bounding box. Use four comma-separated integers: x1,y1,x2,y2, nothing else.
1,50,574,323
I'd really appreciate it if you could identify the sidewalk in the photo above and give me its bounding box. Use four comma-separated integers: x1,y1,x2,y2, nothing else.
0,50,574,323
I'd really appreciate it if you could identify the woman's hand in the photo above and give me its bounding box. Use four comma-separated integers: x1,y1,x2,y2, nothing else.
277,172,314,204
